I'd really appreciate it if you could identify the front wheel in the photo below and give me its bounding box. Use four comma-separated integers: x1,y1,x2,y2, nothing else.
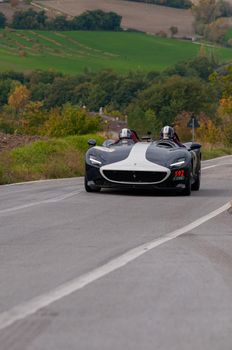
84,176,101,193
191,171,201,191
182,174,191,196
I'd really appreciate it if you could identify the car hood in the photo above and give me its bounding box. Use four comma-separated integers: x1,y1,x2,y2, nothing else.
88,142,189,170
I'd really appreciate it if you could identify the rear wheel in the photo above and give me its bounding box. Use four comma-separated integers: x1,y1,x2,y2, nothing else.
84,176,101,193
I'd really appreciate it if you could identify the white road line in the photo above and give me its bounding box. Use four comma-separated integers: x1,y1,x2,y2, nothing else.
202,164,223,170
0,201,230,331
202,162,231,170
202,155,232,163
0,191,82,215
3,177,84,187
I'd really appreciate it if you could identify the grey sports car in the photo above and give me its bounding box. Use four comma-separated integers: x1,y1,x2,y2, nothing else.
85,137,201,195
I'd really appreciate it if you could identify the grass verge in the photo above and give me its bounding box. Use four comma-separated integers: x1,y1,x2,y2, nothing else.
0,137,231,185
201,145,232,160
0,134,104,185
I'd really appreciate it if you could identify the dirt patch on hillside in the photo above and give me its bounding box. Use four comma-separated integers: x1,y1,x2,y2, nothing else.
0,1,56,21
0,133,45,152
35,0,194,38
0,2,32,21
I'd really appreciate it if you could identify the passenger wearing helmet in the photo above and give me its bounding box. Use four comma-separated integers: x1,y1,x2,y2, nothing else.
119,128,132,140
117,128,139,144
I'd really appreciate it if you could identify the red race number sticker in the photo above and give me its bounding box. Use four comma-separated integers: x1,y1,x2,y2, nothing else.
175,170,185,177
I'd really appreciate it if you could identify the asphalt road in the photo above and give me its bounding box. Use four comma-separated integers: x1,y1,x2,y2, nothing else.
0,156,232,350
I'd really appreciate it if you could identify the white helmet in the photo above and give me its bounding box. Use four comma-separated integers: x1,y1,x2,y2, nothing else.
160,126,174,140
119,128,132,139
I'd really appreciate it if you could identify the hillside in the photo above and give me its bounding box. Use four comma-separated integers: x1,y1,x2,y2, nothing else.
1,30,232,74
35,0,194,38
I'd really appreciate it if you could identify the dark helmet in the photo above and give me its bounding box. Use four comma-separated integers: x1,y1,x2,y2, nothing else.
119,128,132,140
160,125,174,140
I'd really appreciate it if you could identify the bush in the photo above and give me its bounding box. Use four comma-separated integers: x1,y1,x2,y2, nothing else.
70,10,122,31
123,0,191,9
0,12,6,29
40,104,103,137
11,9,47,29
156,31,167,38
10,9,122,31
0,134,105,184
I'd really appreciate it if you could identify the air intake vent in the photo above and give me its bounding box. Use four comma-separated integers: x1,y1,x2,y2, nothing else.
102,170,167,183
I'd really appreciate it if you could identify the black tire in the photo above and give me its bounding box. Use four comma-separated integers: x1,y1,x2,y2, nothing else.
191,171,201,191
182,174,191,196
84,176,101,193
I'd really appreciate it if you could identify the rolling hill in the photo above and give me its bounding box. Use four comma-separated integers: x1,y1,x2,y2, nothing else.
35,0,194,38
1,30,232,74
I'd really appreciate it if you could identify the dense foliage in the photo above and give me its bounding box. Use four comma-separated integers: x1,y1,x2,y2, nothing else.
123,0,191,9
0,11,6,28
0,134,105,184
0,55,232,146
192,0,232,43
10,9,122,31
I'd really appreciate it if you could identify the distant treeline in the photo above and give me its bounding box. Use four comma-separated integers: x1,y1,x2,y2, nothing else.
0,56,222,137
122,0,191,9
1,55,232,146
0,9,122,31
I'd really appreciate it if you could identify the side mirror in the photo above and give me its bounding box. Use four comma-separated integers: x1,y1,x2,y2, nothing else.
102,139,114,147
88,139,96,147
190,143,201,150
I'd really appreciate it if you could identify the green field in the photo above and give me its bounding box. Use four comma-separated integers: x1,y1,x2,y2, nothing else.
0,30,232,74
224,28,232,42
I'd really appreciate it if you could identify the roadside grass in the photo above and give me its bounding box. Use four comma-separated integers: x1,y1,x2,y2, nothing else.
224,28,232,43
201,144,232,160
0,134,104,185
0,136,231,185
1,30,232,74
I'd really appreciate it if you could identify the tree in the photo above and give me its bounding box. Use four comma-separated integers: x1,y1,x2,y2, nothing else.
49,15,69,31
11,9,47,29
192,0,232,36
0,12,6,28
128,107,161,136
192,0,221,25
10,0,19,7
8,84,31,116
204,18,228,43
70,10,122,31
209,65,232,98
195,115,221,144
41,104,102,137
124,0,191,9
0,79,14,106
169,26,178,38
127,76,216,128
20,101,47,135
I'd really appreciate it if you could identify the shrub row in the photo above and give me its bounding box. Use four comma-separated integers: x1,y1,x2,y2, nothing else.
0,9,122,31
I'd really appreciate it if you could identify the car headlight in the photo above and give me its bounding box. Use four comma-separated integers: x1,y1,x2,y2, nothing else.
89,155,102,166
170,159,185,167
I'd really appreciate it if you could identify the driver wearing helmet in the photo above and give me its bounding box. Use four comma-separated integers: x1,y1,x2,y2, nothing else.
160,125,174,140
160,125,185,147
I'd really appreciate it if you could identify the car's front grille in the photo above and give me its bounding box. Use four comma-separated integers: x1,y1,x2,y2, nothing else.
102,170,167,183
